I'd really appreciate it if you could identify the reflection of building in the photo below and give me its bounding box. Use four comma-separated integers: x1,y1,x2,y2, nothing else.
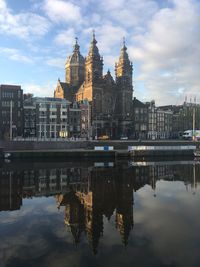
0,84,23,140
0,171,22,211
116,171,134,246
1,160,200,254
56,167,135,254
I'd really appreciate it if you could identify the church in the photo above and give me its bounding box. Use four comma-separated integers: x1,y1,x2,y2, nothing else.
54,32,134,138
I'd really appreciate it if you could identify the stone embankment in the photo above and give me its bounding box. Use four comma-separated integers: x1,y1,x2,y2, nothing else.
0,140,197,159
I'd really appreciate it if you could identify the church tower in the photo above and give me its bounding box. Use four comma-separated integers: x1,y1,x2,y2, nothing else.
85,31,103,85
76,31,104,120
65,38,85,86
115,39,133,117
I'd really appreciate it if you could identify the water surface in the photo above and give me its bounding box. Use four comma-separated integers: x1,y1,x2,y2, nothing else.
0,159,200,267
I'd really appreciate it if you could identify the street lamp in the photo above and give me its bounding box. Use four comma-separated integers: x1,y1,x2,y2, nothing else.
108,114,113,139
87,102,91,140
92,96,98,140
95,115,98,140
10,100,13,141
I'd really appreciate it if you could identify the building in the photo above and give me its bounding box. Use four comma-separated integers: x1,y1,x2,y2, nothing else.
23,97,70,139
146,100,157,140
0,84,23,140
23,96,36,138
132,97,148,139
156,108,173,139
68,102,81,138
54,34,133,138
158,101,200,138
79,99,91,139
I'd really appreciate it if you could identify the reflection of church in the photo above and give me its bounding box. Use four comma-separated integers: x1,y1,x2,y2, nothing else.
0,160,199,255
56,167,134,254
54,33,133,137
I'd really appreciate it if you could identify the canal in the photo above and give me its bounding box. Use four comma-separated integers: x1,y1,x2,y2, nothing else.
0,158,200,267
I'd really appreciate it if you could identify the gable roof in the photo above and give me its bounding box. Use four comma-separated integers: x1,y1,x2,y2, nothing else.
132,97,147,108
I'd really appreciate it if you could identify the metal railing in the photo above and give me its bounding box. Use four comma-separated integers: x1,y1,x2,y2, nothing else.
12,137,87,142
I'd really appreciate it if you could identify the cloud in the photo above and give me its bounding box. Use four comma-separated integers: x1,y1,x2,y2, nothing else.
54,28,75,47
0,0,50,40
43,0,82,23
0,0,199,105
81,24,127,71
99,0,159,29
46,58,65,68
94,24,127,54
22,82,56,97
132,0,200,105
0,47,33,63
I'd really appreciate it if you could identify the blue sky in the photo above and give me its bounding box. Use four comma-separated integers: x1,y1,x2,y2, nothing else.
0,0,200,105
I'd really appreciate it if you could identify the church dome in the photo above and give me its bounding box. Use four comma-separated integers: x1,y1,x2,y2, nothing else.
87,31,101,59
66,38,85,65
103,70,115,84
118,38,130,64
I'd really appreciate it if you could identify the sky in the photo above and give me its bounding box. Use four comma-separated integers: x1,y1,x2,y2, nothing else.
0,0,199,105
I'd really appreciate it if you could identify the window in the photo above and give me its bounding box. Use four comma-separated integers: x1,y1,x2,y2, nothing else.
39,111,46,116
2,101,7,107
2,91,14,98
50,118,56,123
39,103,46,108
50,103,56,109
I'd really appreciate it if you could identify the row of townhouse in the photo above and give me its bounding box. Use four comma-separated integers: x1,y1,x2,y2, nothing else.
0,84,90,140
23,96,90,139
1,84,200,140
132,98,173,140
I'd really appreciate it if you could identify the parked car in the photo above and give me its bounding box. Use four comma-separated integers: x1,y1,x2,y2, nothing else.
98,135,109,140
182,130,200,140
120,136,128,140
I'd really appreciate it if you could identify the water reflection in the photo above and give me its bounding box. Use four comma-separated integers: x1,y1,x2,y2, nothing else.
0,159,200,264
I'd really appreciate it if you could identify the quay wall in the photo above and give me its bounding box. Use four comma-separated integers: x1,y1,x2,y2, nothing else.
0,140,88,151
0,140,197,159
0,140,197,151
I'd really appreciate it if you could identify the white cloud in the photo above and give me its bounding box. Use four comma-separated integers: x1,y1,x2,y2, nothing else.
22,82,56,97
95,24,127,54
54,28,75,47
99,0,158,28
131,0,200,105
81,25,127,73
0,0,50,40
46,58,65,68
43,0,82,23
0,0,199,106
0,47,33,63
